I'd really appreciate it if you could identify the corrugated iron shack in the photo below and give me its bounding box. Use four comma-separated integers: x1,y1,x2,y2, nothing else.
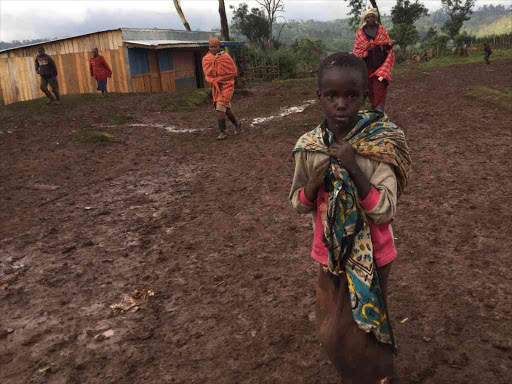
0,28,243,105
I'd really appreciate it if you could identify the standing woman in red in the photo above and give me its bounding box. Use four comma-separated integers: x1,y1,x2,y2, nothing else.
90,48,112,97
353,8,396,112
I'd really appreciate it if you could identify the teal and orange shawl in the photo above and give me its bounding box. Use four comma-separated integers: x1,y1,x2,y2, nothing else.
293,111,411,345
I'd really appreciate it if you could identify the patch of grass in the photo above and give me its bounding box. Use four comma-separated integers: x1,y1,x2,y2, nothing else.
234,89,253,97
76,130,119,144
155,89,210,112
464,85,512,111
278,77,316,91
392,67,429,87
1,92,125,116
111,113,135,125
262,103,323,137
417,49,512,69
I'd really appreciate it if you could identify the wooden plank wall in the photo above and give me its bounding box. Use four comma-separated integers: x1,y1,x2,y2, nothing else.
159,50,196,92
147,51,161,93
131,75,152,93
160,71,176,93
0,30,132,105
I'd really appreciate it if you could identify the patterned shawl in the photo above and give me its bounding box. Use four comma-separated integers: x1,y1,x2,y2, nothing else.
293,111,411,345
353,24,396,84
202,51,237,107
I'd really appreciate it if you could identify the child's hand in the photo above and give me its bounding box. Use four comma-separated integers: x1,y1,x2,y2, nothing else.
309,158,330,189
304,158,329,202
329,141,357,171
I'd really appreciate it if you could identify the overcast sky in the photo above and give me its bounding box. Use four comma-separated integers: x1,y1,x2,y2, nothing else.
0,0,509,42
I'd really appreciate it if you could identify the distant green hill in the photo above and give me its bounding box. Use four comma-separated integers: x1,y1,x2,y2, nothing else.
475,15,512,37
0,38,50,51
273,5,510,50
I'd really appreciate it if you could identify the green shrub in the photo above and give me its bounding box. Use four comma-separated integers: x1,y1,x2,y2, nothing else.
156,89,210,112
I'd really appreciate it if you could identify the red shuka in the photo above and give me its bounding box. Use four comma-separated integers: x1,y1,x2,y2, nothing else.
202,52,237,108
89,55,112,82
353,24,395,84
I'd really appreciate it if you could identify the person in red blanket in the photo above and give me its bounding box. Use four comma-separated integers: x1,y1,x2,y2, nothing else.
353,8,396,112
202,38,242,140
90,48,112,96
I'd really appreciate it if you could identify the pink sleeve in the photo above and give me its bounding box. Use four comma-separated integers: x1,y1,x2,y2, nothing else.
375,251,397,268
299,188,315,207
359,186,380,211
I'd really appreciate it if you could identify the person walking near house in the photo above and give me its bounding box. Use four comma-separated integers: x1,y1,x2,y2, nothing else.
90,48,113,96
35,47,61,105
483,42,492,65
202,37,242,140
352,8,396,112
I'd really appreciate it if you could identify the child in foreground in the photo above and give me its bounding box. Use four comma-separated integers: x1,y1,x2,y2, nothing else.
289,52,411,384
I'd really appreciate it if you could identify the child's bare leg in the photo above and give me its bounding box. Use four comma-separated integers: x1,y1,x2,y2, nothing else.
378,262,393,303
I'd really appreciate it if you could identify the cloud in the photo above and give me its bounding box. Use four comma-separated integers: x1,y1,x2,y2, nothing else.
1,1,367,41
1,0,509,42
1,8,221,42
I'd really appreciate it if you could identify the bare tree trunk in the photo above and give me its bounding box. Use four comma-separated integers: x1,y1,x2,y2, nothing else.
218,0,230,41
173,0,191,31
268,20,273,49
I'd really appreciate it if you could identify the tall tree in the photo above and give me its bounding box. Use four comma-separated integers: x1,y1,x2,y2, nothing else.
218,0,230,41
255,0,285,47
390,0,428,54
173,0,191,31
230,3,270,49
422,26,438,42
440,0,476,39
391,0,428,25
389,23,420,55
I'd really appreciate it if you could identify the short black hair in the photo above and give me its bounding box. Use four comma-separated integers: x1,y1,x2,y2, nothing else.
317,52,368,90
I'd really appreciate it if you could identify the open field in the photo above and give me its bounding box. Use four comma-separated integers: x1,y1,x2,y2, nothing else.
1,58,512,384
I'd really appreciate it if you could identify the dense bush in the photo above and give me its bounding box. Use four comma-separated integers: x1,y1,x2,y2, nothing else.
233,38,327,80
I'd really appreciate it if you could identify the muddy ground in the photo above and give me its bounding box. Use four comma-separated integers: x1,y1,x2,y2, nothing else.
1,60,512,384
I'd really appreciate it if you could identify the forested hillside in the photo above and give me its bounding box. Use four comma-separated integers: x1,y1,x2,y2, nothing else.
274,4,510,50
0,38,51,51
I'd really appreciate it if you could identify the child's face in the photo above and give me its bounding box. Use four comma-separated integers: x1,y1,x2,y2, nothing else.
317,68,367,132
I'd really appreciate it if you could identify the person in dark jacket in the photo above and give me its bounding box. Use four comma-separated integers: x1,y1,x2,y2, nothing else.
35,47,61,105
484,43,492,65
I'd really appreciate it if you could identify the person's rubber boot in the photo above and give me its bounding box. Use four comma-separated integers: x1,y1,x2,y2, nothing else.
54,92,61,105
234,119,242,135
217,120,227,140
